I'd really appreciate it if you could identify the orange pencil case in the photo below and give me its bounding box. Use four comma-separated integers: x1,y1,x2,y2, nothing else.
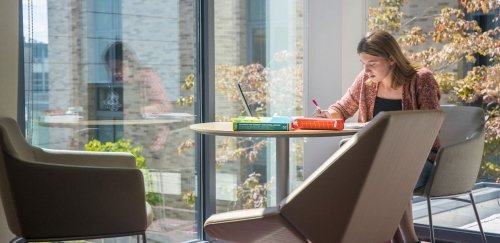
291,117,344,130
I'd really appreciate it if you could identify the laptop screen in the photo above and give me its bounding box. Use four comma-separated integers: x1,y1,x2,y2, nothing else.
237,83,254,117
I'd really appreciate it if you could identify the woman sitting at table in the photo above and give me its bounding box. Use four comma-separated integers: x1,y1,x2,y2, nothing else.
314,30,441,243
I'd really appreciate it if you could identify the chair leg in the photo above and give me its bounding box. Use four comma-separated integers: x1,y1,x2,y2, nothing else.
142,232,147,243
427,197,435,243
469,192,487,243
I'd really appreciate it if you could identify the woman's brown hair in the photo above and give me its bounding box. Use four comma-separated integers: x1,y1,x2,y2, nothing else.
357,30,417,88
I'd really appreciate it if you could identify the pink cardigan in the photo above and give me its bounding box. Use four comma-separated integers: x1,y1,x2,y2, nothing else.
330,67,441,160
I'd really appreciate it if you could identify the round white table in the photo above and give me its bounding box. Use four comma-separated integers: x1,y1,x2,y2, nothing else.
190,121,361,201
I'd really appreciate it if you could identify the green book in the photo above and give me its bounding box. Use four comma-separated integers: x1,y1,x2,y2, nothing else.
231,116,293,131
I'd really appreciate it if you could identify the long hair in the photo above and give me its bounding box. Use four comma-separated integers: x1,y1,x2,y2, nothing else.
103,41,141,80
357,30,417,88
104,41,140,64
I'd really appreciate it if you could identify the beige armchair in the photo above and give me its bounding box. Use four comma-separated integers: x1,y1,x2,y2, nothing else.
414,105,487,243
0,116,151,242
204,110,445,243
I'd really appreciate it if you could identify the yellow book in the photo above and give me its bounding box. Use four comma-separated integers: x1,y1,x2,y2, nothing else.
231,116,293,131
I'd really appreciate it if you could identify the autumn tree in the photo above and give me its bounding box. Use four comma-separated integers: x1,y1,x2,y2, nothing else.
369,0,499,181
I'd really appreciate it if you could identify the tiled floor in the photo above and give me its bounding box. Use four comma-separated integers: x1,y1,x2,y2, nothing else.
413,185,500,235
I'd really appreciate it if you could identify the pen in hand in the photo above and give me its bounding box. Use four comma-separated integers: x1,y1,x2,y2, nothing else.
312,99,321,111
312,99,329,118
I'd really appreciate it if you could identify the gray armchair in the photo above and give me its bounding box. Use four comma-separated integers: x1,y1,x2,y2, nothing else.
0,116,150,242
414,105,487,243
204,110,445,243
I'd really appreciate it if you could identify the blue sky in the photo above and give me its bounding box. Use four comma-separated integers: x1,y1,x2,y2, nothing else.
23,0,48,43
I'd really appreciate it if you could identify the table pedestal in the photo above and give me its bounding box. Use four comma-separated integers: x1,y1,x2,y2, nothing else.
276,137,289,203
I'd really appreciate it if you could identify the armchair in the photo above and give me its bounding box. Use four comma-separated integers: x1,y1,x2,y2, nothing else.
204,110,445,243
0,116,150,242
414,105,487,242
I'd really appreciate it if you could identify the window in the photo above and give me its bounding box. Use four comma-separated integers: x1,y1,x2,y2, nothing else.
366,0,500,238
26,0,496,241
23,0,198,241
23,0,306,240
213,0,304,212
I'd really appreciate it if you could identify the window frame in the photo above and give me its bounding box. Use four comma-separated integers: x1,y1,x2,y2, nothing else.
195,0,216,240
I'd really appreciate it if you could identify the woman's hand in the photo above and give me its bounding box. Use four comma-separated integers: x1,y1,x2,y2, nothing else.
313,109,343,119
313,109,332,118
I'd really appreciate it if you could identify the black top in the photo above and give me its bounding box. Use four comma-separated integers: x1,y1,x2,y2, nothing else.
373,96,402,117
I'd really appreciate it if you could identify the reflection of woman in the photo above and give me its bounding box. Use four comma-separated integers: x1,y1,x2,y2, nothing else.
104,41,172,152
104,41,172,115
315,30,440,243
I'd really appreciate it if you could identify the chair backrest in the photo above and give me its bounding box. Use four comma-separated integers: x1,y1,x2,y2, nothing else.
0,117,36,161
424,105,485,197
280,110,445,243
439,105,485,147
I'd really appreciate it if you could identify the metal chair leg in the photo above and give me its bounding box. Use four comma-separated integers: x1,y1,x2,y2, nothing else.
469,192,487,243
142,232,147,242
427,197,435,243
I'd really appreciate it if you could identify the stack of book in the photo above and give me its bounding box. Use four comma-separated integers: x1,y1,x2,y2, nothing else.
231,116,293,131
231,116,351,131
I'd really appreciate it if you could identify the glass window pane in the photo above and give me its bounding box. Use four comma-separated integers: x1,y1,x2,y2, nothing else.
367,0,499,236
23,0,198,241
214,0,304,212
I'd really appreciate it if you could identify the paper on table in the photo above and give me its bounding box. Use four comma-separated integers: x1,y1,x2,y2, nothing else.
344,123,367,129
143,113,196,119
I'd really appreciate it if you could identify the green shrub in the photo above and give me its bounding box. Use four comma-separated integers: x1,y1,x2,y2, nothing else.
84,139,146,169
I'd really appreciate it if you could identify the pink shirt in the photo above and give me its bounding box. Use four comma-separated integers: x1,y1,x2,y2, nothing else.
140,68,172,113
330,67,441,161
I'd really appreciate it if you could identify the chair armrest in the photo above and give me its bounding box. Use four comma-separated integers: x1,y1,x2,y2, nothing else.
205,207,280,225
204,207,306,242
32,147,137,168
4,153,147,238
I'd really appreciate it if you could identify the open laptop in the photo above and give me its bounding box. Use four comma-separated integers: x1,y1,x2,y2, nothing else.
237,82,254,117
